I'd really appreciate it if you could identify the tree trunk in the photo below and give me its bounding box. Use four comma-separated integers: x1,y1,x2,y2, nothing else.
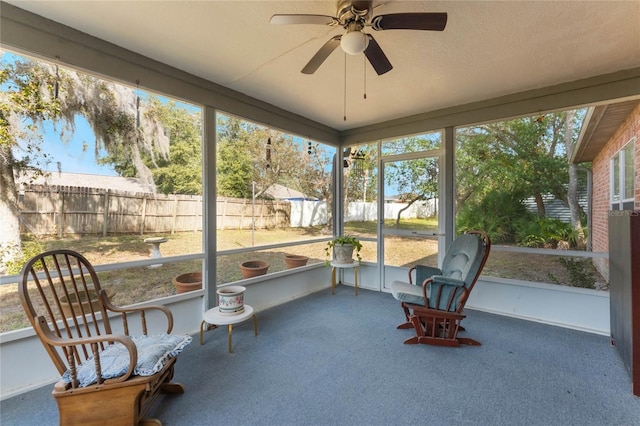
564,110,587,250
0,144,22,270
534,192,546,217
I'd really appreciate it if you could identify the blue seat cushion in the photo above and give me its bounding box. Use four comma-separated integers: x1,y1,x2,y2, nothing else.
62,333,192,387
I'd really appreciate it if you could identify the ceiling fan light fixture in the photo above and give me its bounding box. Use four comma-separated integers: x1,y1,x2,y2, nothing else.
340,30,369,55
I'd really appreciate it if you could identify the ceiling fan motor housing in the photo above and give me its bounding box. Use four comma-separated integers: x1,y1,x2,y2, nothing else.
337,0,372,28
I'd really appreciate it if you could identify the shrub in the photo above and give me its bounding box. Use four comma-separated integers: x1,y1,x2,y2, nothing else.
456,190,531,243
1,239,44,275
557,257,596,289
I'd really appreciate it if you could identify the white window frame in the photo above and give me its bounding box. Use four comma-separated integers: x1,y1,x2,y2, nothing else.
610,137,636,210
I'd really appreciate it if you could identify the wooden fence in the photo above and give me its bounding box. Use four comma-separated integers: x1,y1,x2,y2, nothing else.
18,185,291,237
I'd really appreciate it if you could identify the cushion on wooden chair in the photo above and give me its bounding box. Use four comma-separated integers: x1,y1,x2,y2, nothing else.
62,334,192,387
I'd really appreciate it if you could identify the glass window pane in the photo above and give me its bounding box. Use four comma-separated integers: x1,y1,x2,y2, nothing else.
343,143,378,242
214,112,336,282
381,131,442,156
612,155,620,203
623,143,634,200
2,50,205,315
455,111,600,288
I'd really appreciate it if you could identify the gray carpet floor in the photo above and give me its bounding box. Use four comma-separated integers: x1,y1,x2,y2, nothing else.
2,286,639,425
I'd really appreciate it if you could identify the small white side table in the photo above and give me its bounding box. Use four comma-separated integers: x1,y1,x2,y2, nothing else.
330,260,359,296
200,305,258,352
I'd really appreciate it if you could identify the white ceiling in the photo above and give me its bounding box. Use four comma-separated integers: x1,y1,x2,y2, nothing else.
6,1,640,131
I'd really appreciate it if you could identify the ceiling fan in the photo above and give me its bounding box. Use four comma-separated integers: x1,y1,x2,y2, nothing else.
270,0,447,75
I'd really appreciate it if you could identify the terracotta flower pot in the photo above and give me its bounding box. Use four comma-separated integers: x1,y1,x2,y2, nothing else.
172,272,203,294
240,260,269,279
284,255,309,269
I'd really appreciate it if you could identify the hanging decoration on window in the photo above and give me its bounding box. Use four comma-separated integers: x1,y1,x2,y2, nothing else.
266,137,272,169
307,141,312,156
135,80,141,129
350,148,367,176
54,60,60,100
342,147,367,176
343,147,352,168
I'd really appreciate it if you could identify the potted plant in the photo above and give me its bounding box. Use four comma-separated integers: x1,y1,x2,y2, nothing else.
325,235,362,265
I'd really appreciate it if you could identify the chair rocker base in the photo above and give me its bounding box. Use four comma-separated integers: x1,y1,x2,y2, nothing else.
160,382,186,394
54,358,183,426
404,313,481,347
396,321,413,329
403,334,481,347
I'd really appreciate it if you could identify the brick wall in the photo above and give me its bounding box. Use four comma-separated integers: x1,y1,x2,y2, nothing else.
591,103,640,278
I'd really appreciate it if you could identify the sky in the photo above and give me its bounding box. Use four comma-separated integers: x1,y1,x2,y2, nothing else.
37,117,118,176
3,49,117,176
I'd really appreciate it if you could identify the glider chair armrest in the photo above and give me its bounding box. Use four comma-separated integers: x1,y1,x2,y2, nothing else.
34,316,137,388
100,290,174,334
422,276,468,312
430,275,465,287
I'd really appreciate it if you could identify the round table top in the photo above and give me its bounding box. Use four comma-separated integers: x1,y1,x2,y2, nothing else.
330,260,359,268
203,304,254,325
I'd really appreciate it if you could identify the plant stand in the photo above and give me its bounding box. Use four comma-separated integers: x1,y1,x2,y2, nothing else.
330,260,359,296
200,305,258,353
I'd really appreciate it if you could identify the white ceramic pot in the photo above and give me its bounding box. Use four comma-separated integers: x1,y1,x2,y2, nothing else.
217,285,246,315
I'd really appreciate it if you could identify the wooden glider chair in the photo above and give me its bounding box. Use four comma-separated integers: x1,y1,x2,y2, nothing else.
390,231,491,347
19,249,191,425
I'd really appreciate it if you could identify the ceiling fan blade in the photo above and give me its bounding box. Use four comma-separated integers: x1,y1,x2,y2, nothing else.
301,36,342,74
364,34,392,75
371,12,447,31
270,14,338,26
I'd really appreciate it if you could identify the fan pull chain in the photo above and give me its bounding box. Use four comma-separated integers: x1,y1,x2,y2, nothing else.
343,52,347,121
363,55,367,100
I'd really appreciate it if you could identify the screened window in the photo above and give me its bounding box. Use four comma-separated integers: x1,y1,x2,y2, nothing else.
611,140,636,210
215,112,335,285
455,110,607,290
1,51,204,332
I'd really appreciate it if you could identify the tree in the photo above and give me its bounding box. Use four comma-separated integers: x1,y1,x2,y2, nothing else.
456,114,569,214
379,135,440,226
0,51,168,268
100,97,203,195
216,114,333,201
455,111,587,246
562,109,587,249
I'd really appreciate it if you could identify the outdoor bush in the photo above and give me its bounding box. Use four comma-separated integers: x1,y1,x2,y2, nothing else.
1,238,44,275
513,216,580,249
456,190,531,243
549,257,596,289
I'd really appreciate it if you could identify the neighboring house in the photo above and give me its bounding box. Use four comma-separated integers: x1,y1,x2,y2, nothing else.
15,170,155,193
264,183,316,201
572,99,640,279
523,193,588,222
